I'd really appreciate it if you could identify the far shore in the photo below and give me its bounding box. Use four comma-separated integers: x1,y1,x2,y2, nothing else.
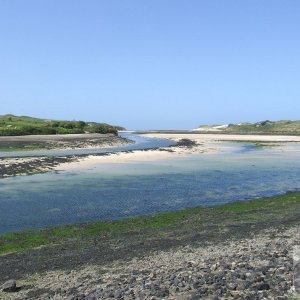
1,133,300,177
52,133,300,171
0,133,131,152
142,132,300,142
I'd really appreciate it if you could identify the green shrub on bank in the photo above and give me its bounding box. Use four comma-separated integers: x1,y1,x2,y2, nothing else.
0,115,120,136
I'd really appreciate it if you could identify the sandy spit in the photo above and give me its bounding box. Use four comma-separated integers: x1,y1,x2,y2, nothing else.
53,133,300,171
1,133,300,175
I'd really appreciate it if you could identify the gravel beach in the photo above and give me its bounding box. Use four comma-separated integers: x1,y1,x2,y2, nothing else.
1,226,299,299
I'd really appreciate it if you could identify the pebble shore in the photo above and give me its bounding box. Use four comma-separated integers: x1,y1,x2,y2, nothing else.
1,226,299,299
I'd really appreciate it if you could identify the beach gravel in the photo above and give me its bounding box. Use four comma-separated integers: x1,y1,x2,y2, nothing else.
1,226,299,299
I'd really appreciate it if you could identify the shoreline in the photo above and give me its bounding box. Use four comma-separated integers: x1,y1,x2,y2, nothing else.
1,192,299,299
141,132,300,142
61,131,300,156
0,133,132,152
0,133,132,177
52,133,300,171
1,133,300,177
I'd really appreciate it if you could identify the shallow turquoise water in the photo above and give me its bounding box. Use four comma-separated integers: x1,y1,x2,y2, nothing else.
0,142,299,233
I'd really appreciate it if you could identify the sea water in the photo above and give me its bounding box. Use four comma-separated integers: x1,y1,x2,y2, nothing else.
0,141,299,233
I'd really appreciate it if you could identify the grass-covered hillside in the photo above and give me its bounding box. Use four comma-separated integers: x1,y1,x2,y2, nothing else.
195,120,300,135
0,115,124,136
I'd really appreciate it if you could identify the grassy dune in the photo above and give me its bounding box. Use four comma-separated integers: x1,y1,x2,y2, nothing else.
197,120,300,135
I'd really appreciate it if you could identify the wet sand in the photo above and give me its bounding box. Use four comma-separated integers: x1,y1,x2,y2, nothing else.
0,133,131,177
1,133,300,177
53,133,300,171
0,133,131,151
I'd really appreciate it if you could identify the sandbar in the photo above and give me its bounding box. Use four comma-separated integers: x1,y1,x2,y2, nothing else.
54,133,300,171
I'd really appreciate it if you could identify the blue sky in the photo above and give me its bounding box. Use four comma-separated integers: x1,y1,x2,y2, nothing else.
0,1,299,129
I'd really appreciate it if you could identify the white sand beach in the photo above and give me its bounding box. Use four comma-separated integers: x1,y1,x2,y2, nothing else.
142,133,300,143
1,133,299,175
55,133,300,171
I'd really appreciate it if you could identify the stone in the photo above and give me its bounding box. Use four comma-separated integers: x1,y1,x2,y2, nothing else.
231,262,236,269
1,279,17,292
187,261,196,267
114,290,123,298
187,293,201,300
256,282,270,290
277,266,286,274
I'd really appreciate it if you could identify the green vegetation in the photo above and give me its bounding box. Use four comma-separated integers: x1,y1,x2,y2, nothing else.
197,120,300,135
1,192,299,256
0,114,123,136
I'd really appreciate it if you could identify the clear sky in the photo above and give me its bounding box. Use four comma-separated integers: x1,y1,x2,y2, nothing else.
0,1,299,129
